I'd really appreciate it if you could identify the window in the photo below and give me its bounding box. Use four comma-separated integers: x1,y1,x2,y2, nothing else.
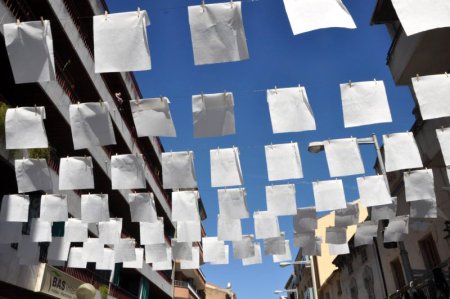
390,258,406,290
419,234,441,270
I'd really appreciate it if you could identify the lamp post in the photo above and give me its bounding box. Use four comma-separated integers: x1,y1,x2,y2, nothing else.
274,289,299,299
308,133,414,286
279,257,318,299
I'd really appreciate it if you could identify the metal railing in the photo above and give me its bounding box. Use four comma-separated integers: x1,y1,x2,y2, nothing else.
174,280,202,299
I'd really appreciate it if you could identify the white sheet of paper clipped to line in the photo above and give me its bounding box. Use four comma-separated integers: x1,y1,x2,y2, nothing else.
410,198,437,218
30,218,52,242
404,169,436,202
283,0,356,35
335,202,359,227
40,194,68,222
265,142,303,181
152,247,172,271
64,219,88,242
47,237,71,262
412,74,450,120
202,237,226,263
254,211,281,239
128,193,158,223
177,221,201,242
313,179,347,212
172,191,200,222
5,107,48,149
340,80,392,128
218,188,249,219
140,219,165,245
263,233,286,256
354,221,378,247
18,236,40,265
172,239,193,261
324,138,365,177
210,147,243,187
99,218,122,245
293,208,317,233
0,222,22,244
162,151,197,189
242,243,262,266
391,0,450,36
217,216,243,241
0,194,30,222
15,159,52,193
266,184,297,216
59,157,94,190
273,240,292,263
210,245,230,265
3,20,55,84
180,247,200,270
266,86,316,134
111,154,146,190
356,175,392,207
145,244,168,263
80,194,110,223
436,127,450,166
94,10,151,73
188,2,249,65
192,92,236,138
383,132,423,172
233,235,255,259
129,98,176,137
69,102,116,150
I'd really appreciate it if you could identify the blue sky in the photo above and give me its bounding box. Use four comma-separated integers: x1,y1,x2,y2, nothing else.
106,1,415,298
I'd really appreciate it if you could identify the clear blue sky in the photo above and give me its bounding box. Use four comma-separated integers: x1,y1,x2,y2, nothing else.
106,1,414,298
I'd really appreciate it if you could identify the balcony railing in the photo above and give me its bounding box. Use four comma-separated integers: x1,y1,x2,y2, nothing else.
174,280,201,299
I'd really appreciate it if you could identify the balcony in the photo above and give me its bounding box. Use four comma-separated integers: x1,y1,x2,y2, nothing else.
174,280,202,299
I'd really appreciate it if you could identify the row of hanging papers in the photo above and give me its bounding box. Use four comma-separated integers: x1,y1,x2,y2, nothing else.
4,0,450,84
6,73,450,150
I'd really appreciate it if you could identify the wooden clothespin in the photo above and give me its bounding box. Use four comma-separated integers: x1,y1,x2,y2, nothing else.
104,10,108,20
16,19,20,26
230,0,234,8
40,17,45,26
34,104,38,115
446,72,448,78
160,95,164,102
348,80,352,87
416,73,420,81
201,92,205,103
201,0,206,12
137,7,141,17
274,85,278,94
374,78,377,84
441,126,445,132
99,99,103,107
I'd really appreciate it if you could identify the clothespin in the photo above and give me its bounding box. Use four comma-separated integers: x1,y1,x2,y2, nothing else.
77,101,80,109
170,150,173,157
274,86,278,94
270,142,273,149
441,126,445,132
223,90,227,98
16,19,20,26
99,99,103,107
201,92,205,104
34,104,38,115
136,98,140,106
416,73,420,81
348,80,352,87
201,0,206,12
298,84,302,92
374,78,377,84
230,0,234,8
104,10,108,20
40,17,45,26
137,7,141,17
160,95,164,102
446,72,448,78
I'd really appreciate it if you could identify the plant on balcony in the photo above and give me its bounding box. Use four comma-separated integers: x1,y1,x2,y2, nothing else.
99,284,109,299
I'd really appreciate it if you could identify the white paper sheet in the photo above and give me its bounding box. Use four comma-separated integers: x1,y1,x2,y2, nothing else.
313,180,347,212
335,202,359,227
94,10,151,72
0,221,22,244
294,232,315,248
383,133,423,172
384,216,409,243
391,0,450,36
67,247,87,268
302,237,322,256
177,221,201,242
99,218,122,245
436,127,450,166
354,221,378,247
210,245,230,265
83,238,104,263
232,235,255,259
0,194,30,222
64,218,88,242
188,2,248,65
130,98,176,137
192,92,236,138
410,199,437,218
266,86,316,133
273,240,292,263
18,236,40,265
59,157,94,190
210,147,243,187
203,237,226,263
325,227,346,244
40,194,68,222
340,80,392,128
123,248,144,269
140,219,165,245
145,243,169,263
113,239,136,263
324,138,365,177
15,159,52,193
162,151,197,189
218,188,249,219
266,184,297,216
328,243,349,255
242,243,262,266
96,248,115,270
111,154,146,190
152,247,172,271
254,211,281,239
357,175,392,207
128,193,158,223
81,194,109,223
404,169,435,202
3,20,55,84
47,237,71,261
293,208,317,233
172,191,200,222
69,102,116,150
218,216,242,241
413,74,450,119
263,233,286,256
30,218,52,242
409,220,431,232
5,107,48,149
265,142,303,181
172,239,193,261
180,246,200,270
371,200,397,221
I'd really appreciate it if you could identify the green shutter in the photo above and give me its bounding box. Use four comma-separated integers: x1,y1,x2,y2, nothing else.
112,263,122,285
52,222,64,237
139,277,150,299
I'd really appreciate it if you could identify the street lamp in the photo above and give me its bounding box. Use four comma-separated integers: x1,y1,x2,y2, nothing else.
279,258,318,299
307,133,414,288
274,289,299,299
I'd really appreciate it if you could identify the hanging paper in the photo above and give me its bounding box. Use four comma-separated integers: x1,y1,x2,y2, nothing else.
293,208,317,233
69,102,116,150
211,245,230,265
59,157,94,190
145,244,169,263
265,142,303,181
3,20,55,84
334,202,359,227
313,180,347,212
242,243,262,266
273,240,292,263
152,247,172,271
128,193,158,223
113,239,137,263
96,248,115,271
218,215,242,241
232,235,255,259
413,74,450,119
263,233,286,256
210,147,243,187
325,227,347,244
162,151,197,189
177,221,201,243
328,243,349,255
410,199,437,218
357,175,392,207
324,138,365,177
384,216,409,243
40,194,68,222
254,211,281,239
436,127,450,165
354,221,378,247
180,246,200,270
123,248,144,269
302,236,322,256
218,188,249,219
404,169,435,202
172,191,200,222
130,98,176,137
30,218,52,242
94,10,151,73
67,247,87,268
266,184,297,216
383,132,423,172
83,238,104,263
47,237,71,262
0,221,22,244
80,194,110,223
18,236,40,265
99,218,122,245
0,194,30,222
111,154,146,190
371,200,397,222
64,218,88,242
293,232,315,248
203,237,226,263
172,239,193,261
5,107,48,149
192,92,236,138
15,158,52,193
188,2,249,65
140,218,165,245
